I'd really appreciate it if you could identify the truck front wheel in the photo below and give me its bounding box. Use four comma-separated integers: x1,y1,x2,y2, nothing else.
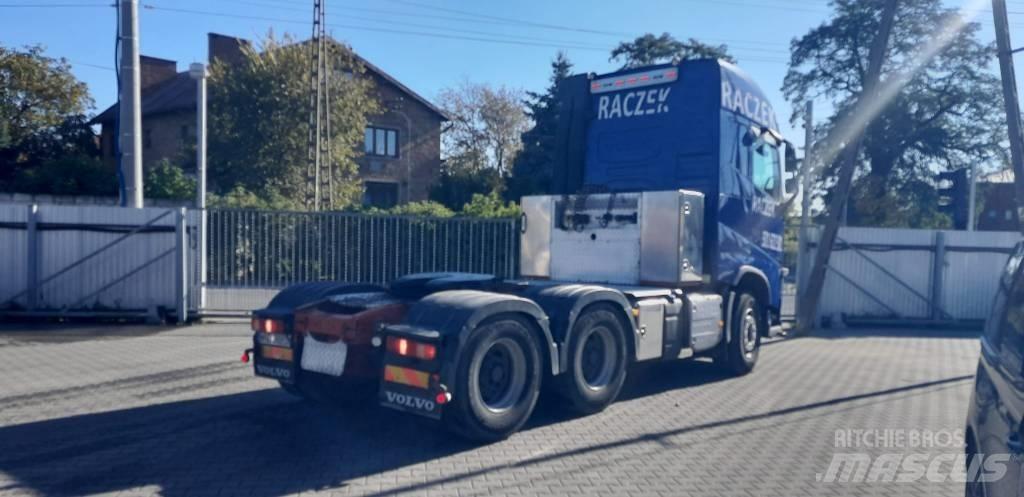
718,292,761,375
446,316,542,442
555,304,628,414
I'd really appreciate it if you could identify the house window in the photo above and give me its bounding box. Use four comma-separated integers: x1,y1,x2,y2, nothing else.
364,126,398,158
363,181,399,208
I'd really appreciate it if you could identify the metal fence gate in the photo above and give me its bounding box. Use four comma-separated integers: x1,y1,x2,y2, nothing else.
0,203,199,321
203,209,521,314
797,226,1022,326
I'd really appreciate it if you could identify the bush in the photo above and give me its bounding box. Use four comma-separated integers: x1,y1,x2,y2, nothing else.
461,191,521,218
145,160,196,200
387,200,455,218
11,154,116,196
208,185,297,210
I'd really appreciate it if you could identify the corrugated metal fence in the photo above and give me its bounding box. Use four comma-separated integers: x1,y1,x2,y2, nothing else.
0,203,198,319
0,203,521,318
805,226,1022,323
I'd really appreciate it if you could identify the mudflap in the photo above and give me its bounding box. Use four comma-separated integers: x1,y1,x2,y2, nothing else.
379,382,443,420
377,324,447,420
252,334,299,384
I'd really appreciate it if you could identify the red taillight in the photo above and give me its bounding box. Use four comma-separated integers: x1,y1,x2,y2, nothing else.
251,317,284,333
386,336,437,361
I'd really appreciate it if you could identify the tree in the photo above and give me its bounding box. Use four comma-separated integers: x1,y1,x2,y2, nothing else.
429,160,501,211
0,45,98,193
610,33,734,68
506,52,572,200
208,33,379,210
437,81,529,176
10,154,115,196
784,0,1004,228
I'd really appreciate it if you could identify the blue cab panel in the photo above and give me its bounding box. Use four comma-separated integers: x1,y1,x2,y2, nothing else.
580,59,784,311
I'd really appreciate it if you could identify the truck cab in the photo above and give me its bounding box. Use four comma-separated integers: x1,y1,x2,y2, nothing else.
553,60,793,324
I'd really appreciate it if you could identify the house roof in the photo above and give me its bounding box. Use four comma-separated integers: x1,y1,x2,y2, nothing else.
90,71,196,125
352,52,449,121
90,39,448,125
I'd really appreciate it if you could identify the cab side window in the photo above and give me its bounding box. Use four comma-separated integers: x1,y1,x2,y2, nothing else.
751,142,780,198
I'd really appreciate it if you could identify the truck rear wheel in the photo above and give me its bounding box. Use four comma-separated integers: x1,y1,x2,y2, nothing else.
555,305,628,414
718,292,761,375
446,316,542,442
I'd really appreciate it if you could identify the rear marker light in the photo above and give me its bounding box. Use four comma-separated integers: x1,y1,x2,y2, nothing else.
387,336,437,361
435,391,451,405
251,317,284,333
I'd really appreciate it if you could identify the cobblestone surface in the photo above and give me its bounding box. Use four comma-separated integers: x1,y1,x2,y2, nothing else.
0,322,980,497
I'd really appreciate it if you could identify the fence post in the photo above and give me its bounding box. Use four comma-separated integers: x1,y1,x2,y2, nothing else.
198,209,207,314
931,231,946,320
175,208,188,324
26,204,39,311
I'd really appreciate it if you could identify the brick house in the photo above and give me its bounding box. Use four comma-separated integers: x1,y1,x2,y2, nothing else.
91,33,447,208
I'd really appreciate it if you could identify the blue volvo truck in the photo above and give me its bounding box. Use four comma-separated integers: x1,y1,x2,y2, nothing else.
246,59,796,441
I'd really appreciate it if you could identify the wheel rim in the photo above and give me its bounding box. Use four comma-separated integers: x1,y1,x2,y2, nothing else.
575,325,617,391
474,337,528,413
741,307,759,355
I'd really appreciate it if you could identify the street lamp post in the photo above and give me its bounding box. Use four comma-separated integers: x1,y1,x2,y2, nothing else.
189,62,208,313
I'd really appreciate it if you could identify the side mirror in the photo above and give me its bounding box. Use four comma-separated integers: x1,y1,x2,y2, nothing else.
784,141,799,173
785,177,799,194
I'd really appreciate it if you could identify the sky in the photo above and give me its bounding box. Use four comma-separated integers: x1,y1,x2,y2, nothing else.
3,0,1024,152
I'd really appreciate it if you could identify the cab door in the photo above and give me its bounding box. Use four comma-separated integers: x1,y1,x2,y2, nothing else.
979,261,1024,495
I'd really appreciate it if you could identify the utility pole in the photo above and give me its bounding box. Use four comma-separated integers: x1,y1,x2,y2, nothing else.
118,0,143,208
796,0,899,334
305,0,333,211
993,0,1024,234
190,62,208,312
797,100,814,304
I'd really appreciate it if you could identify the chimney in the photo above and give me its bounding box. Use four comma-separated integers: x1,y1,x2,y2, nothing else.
140,56,177,91
208,33,251,66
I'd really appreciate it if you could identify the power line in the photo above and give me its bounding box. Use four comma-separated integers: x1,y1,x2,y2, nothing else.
195,0,615,50
137,5,650,54
196,0,794,53
382,0,635,37
142,4,792,62
0,2,108,6
69,60,116,71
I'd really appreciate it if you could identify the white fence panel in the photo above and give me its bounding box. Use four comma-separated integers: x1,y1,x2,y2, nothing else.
813,226,1021,322
941,230,1022,320
0,203,197,317
0,205,28,307
34,205,179,311
819,228,934,319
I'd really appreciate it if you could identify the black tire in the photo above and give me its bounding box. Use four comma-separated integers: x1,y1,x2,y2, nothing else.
445,316,542,442
964,434,985,497
555,305,628,415
718,292,761,375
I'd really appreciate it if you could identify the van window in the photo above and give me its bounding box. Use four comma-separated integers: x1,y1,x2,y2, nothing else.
987,243,1024,348
998,271,1024,373
751,143,780,197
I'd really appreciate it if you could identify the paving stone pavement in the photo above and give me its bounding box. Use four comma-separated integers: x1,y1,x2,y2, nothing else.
0,322,980,497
